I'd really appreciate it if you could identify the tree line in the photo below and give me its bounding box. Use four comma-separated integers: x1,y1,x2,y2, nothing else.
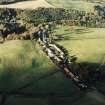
20,7,105,27
0,7,105,40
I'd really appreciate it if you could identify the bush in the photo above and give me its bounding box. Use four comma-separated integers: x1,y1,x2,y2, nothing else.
6,33,24,40
0,8,27,38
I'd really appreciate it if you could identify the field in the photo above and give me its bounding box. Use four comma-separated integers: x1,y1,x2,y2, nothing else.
0,40,82,105
0,40,59,91
0,0,104,11
0,0,105,104
0,27,105,104
0,0,54,9
0,0,30,4
46,0,103,12
55,26,105,63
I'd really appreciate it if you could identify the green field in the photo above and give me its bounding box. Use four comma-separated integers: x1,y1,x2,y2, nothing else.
0,0,105,104
46,0,103,12
55,26,105,63
0,27,105,104
0,40,82,105
0,40,60,91
0,40,105,105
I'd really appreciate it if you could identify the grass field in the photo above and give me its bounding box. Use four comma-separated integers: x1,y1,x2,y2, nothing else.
0,40,82,105
55,26,105,64
46,0,102,12
0,0,105,104
0,40,60,91
0,38,105,104
0,0,54,9
0,0,103,11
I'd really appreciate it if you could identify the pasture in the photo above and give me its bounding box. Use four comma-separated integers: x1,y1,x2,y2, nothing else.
46,0,102,11
0,40,82,105
0,0,103,11
55,26,105,64
0,0,105,104
0,27,105,104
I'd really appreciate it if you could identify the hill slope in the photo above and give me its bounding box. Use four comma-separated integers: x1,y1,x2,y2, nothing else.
0,0,104,11
0,0,29,4
0,0,54,9
47,0,105,11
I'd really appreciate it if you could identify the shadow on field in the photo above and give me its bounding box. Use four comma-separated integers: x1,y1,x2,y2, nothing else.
0,61,105,105
56,27,105,41
75,28,93,34
0,40,105,105
77,62,105,93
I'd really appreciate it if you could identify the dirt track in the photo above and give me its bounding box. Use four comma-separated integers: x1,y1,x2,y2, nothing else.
0,0,54,9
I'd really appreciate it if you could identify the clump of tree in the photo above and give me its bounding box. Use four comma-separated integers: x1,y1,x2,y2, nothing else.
20,7,105,27
94,5,105,18
94,5,105,27
0,8,27,40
